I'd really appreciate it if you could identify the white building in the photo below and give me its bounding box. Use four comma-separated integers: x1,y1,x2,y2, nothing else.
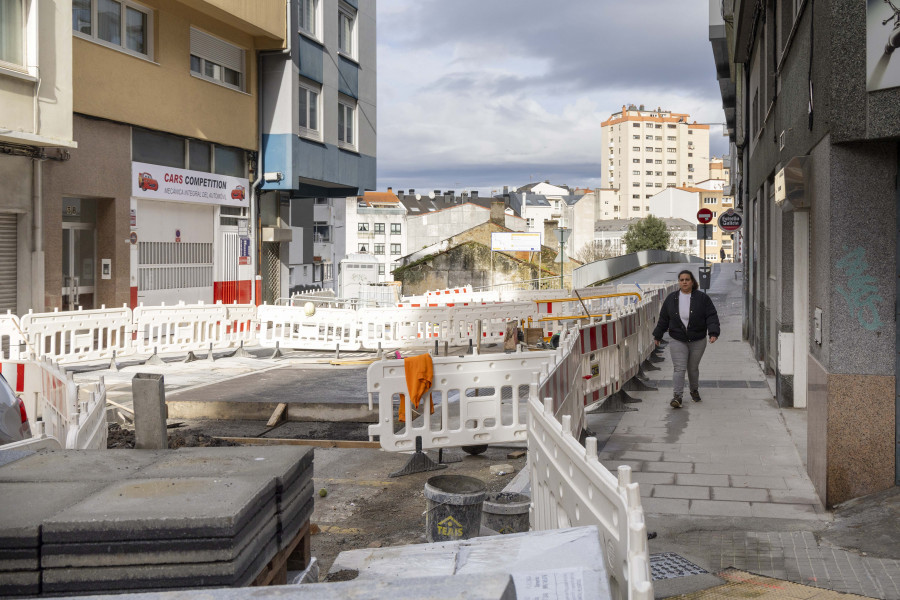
594,218,699,257
287,197,346,293
508,188,607,259
646,187,701,222
601,104,711,220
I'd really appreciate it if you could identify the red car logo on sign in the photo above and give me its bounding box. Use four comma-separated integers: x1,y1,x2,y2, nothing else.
231,185,245,200
138,172,158,191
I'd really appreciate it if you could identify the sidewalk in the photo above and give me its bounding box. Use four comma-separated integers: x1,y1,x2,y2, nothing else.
586,263,900,599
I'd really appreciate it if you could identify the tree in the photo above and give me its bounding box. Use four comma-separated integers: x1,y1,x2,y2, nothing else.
622,215,670,253
572,241,618,263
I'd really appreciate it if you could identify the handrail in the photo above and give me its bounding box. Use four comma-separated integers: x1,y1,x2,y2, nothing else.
535,292,642,303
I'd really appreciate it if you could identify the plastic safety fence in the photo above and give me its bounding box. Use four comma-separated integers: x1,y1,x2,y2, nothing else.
2,358,107,450
258,305,364,351
367,348,559,451
528,397,653,600
133,303,228,355
20,307,132,364
536,328,584,438
0,312,26,360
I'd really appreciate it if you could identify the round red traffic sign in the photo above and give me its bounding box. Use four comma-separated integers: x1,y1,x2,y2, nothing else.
697,208,713,224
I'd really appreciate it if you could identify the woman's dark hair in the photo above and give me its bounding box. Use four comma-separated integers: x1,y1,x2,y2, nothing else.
677,269,699,292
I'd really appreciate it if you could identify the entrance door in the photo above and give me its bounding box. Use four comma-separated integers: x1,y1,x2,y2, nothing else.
61,198,97,310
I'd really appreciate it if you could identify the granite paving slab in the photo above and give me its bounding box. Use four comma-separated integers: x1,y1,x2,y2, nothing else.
42,476,276,543
278,495,314,550
278,470,313,512
0,481,107,549
40,502,277,568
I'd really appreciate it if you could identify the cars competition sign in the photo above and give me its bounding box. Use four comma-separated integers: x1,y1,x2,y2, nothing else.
132,162,249,207
491,232,543,252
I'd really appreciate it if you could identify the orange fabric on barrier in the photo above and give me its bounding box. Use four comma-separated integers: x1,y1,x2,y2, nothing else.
398,353,434,423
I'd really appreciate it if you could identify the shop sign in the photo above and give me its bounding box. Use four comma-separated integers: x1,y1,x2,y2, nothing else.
132,161,249,208
717,209,743,232
239,237,250,265
491,232,543,252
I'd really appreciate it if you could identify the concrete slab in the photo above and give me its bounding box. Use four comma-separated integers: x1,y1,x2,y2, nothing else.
69,572,517,600
135,446,314,496
42,476,276,543
0,449,166,482
0,569,40,596
40,503,278,567
0,481,106,548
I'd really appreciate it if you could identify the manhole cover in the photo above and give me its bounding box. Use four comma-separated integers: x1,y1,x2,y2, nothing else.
650,552,708,580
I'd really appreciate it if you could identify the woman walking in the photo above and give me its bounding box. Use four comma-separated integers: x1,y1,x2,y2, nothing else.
652,270,720,408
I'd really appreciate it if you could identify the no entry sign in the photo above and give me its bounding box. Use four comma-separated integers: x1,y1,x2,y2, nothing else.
717,209,743,232
697,208,713,224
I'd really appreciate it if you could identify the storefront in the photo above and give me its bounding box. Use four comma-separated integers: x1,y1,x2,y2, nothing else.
130,161,253,307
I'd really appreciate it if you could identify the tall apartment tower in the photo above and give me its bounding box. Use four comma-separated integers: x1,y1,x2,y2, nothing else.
601,105,710,219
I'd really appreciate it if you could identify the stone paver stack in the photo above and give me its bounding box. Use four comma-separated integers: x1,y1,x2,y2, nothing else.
0,447,314,597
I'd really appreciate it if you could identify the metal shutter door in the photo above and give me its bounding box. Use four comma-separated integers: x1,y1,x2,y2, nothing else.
0,213,17,314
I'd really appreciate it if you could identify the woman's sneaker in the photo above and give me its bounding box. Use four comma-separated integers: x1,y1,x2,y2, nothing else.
670,394,683,409
690,390,702,402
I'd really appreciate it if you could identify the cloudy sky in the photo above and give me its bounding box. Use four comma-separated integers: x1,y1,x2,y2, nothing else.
375,0,727,195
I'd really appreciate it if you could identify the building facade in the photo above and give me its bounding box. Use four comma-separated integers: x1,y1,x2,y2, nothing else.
711,0,900,505
0,0,77,315
601,105,711,219
259,0,376,301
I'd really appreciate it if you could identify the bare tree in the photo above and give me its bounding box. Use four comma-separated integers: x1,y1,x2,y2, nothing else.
572,241,619,263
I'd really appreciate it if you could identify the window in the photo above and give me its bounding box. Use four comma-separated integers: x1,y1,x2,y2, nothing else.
338,2,357,57
667,159,676,164
655,136,662,141
632,194,640,199
655,183,662,187
358,222,369,232
667,136,676,141
667,171,676,176
374,244,385,255
313,221,330,242
378,264,385,276
632,159,639,163
655,148,662,152
358,244,368,253
214,145,245,177
526,218,534,228
1,0,25,68
299,0,319,38
645,159,652,163
646,170,653,175
645,146,653,151
655,159,662,164
189,140,211,172
632,146,640,151
632,123,640,127
315,197,329,205
73,0,152,58
645,182,653,187
338,98,356,150
298,80,321,139
707,240,718,247
190,28,244,91
667,148,676,153
614,206,620,212
655,171,662,176
667,183,675,188
390,243,401,255
324,263,333,281
373,222,385,234
632,134,639,139
668,124,676,129
645,135,653,140
688,130,694,135
632,182,640,187
391,223,401,234
688,152,693,157
688,175,693,180
632,170,640,175
632,206,640,212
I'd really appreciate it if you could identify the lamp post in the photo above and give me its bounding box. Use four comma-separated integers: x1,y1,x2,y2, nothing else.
553,227,571,290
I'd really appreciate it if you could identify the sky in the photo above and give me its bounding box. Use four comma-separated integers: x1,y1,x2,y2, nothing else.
375,0,728,196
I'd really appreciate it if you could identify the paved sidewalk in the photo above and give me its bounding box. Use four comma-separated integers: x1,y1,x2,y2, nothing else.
586,263,900,599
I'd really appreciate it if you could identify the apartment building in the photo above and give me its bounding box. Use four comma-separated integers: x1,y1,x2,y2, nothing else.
0,0,77,315
2,1,287,312
260,0,376,302
345,190,406,282
711,0,900,505
594,218,698,257
601,105,711,219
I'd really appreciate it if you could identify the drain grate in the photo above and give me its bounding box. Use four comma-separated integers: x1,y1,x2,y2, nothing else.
650,552,708,580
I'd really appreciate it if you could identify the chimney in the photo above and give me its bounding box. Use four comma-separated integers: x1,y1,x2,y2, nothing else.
388,187,393,193
434,189,441,196
543,220,558,248
471,190,478,198
409,189,415,194
502,185,509,195
397,190,405,196
490,199,505,225
446,190,454,196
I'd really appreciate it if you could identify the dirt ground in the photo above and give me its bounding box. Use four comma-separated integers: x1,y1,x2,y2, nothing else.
107,421,529,580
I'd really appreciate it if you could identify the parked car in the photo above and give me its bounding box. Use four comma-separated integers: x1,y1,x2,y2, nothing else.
0,373,31,445
138,172,158,191
231,185,245,200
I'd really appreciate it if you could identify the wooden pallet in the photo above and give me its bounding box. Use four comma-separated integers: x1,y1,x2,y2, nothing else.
251,520,311,587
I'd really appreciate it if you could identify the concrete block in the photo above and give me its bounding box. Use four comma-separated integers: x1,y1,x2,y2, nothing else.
42,477,276,543
711,487,769,502
675,473,729,487
688,500,752,517
652,485,710,500
0,569,40,596
132,373,168,450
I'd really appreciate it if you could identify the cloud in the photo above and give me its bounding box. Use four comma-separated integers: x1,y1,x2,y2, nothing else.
376,0,728,192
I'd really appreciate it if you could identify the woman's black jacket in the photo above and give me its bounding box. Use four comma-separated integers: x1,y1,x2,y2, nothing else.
652,289,720,343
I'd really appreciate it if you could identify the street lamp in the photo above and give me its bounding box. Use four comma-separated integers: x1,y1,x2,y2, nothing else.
553,227,571,290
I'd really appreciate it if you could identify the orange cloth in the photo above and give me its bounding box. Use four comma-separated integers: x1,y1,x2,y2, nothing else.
398,353,434,423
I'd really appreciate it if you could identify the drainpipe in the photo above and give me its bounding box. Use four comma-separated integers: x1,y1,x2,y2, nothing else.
251,0,292,305
31,158,44,313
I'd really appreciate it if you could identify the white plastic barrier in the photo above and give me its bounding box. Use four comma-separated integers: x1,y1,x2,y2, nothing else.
133,302,227,355
222,303,258,347
0,312,26,360
536,328,584,438
66,378,108,450
20,306,132,363
258,304,363,351
367,348,558,451
529,396,652,600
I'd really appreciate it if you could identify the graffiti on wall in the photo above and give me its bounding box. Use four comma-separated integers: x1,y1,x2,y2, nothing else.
836,246,884,331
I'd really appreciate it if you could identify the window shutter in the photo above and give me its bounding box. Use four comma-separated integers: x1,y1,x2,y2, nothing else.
190,28,243,73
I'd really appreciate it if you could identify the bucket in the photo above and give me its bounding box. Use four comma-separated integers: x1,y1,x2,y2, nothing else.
481,492,531,534
424,475,486,542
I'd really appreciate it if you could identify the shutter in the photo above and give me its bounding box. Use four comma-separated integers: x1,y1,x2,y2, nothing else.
0,213,17,314
190,28,244,73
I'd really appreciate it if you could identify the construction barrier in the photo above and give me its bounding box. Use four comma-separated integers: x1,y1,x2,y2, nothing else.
0,312,26,360
20,306,132,363
133,302,228,355
258,305,364,351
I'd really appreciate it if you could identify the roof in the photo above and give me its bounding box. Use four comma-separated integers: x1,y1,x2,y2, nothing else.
595,217,695,232
508,192,586,208
361,191,400,205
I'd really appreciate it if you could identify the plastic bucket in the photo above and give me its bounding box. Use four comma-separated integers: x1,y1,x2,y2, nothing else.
424,475,486,542
481,492,531,534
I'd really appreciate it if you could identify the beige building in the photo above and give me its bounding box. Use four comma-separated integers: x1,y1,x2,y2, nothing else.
2,0,286,314
601,104,711,220
0,0,77,315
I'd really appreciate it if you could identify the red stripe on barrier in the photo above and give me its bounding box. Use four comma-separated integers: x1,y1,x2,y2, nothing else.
590,326,598,352
547,302,552,314
601,323,609,347
15,364,24,393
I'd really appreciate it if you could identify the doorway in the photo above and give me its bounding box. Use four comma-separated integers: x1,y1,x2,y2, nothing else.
62,198,97,310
